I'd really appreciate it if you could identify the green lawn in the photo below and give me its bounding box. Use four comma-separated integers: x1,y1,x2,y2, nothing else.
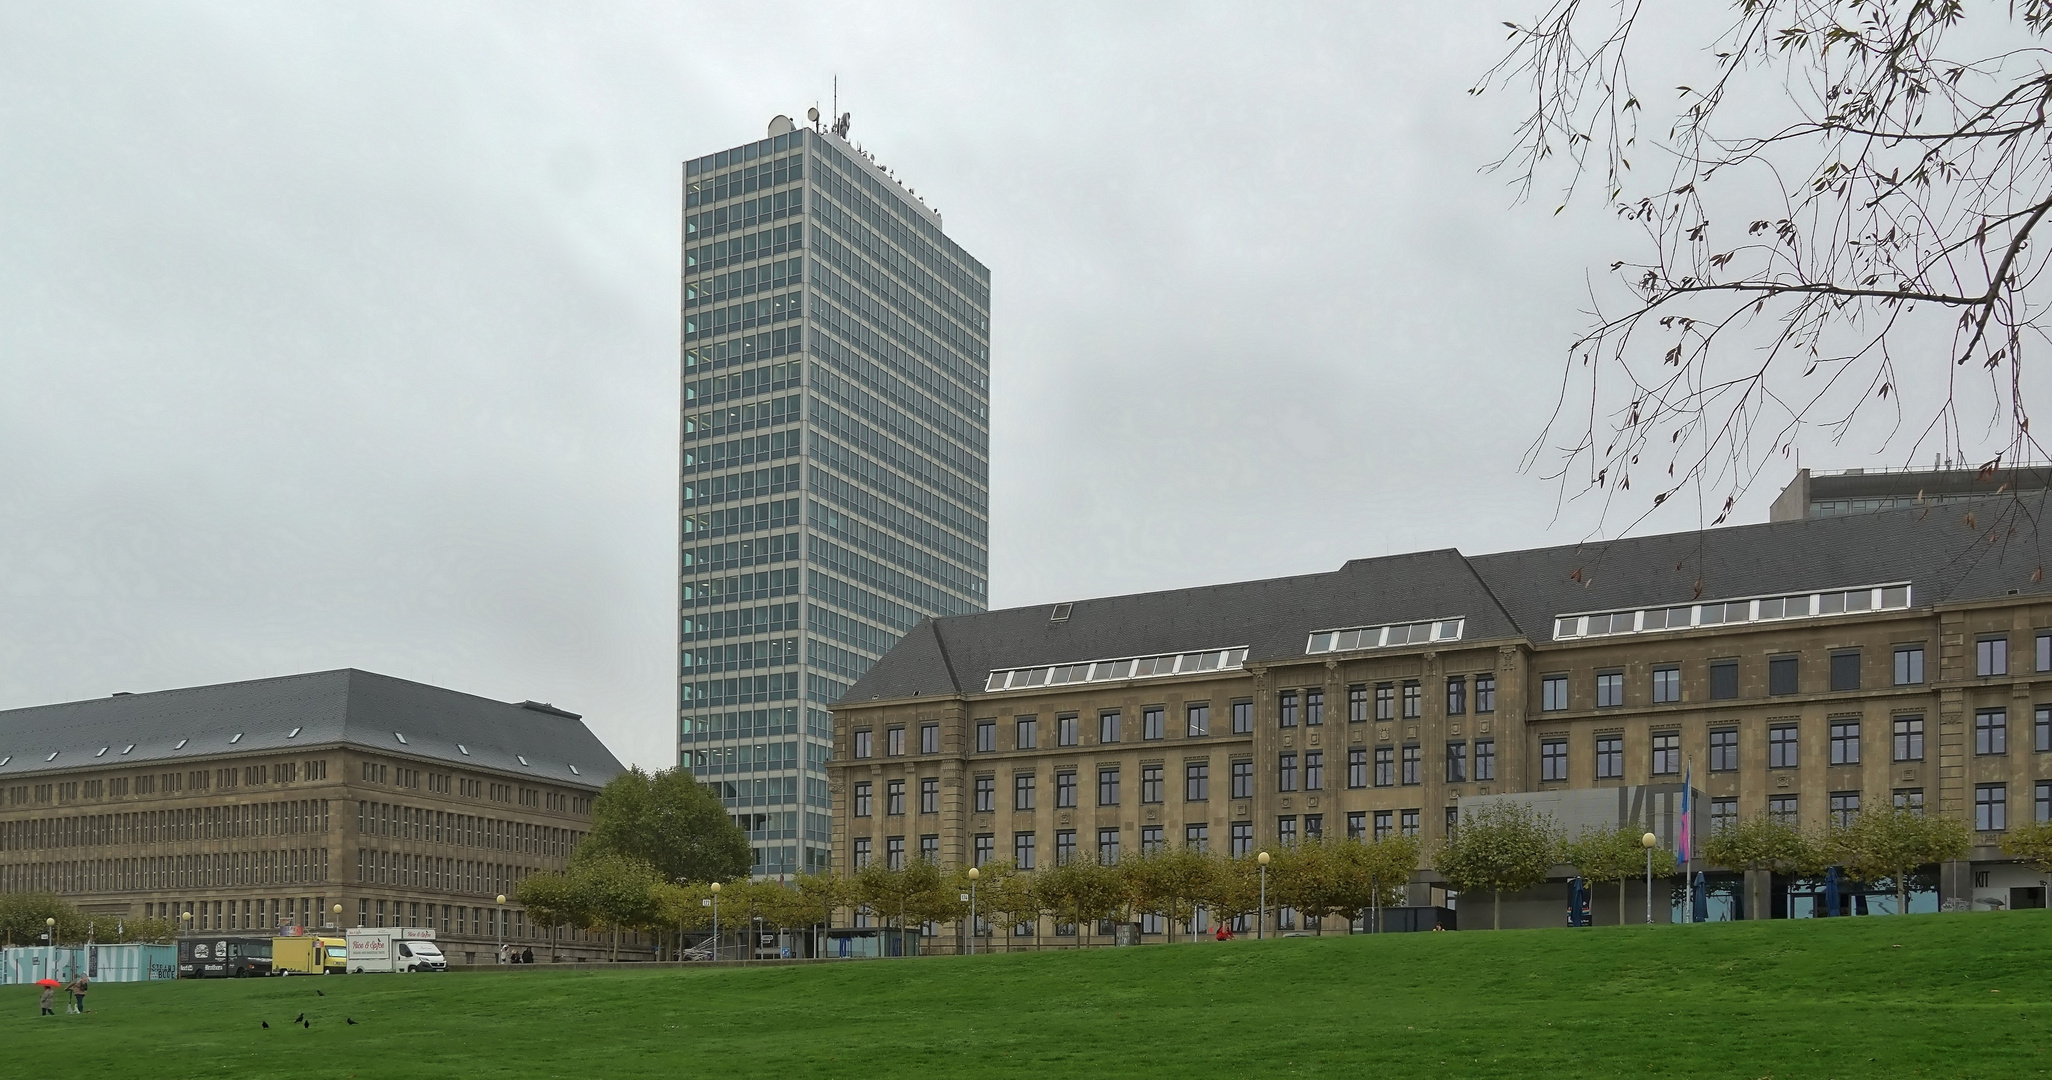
7,912,2051,1079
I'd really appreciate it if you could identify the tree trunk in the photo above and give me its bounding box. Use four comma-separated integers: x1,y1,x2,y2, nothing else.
1620,878,1628,926
1898,873,1909,916
1493,889,1502,930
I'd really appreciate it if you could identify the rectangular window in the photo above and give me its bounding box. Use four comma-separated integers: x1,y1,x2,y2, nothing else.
1143,708,1165,741
1099,768,1121,806
1055,771,1077,809
1895,645,1925,686
1475,675,1496,713
2038,706,2052,753
1446,677,1466,716
974,775,995,813
1305,751,1324,790
1829,651,1862,692
1226,821,1252,856
1829,791,1861,829
1345,812,1367,840
919,777,939,814
1349,685,1368,723
886,779,905,816
1979,636,2009,677
1186,762,1210,801
974,834,994,866
1187,703,1210,738
1444,742,1466,783
1652,666,1681,704
1709,660,1739,700
886,836,905,870
1541,739,1568,782
887,728,905,756
1141,765,1163,803
1977,709,2008,755
1185,823,1209,852
1058,715,1079,747
1016,718,1038,750
1895,789,1925,813
1014,832,1036,870
1829,721,1862,765
1595,671,1624,708
1401,681,1422,719
1768,795,1798,823
1375,683,1395,721
921,834,940,864
1305,690,1324,726
1400,810,1420,837
1232,700,1254,734
976,721,995,753
1374,747,1395,787
1977,784,2008,831
1279,691,1298,728
1100,712,1121,744
1595,736,1623,779
1278,753,1298,792
1710,797,1738,834
1347,748,1368,789
1651,731,1680,775
1054,830,1077,866
2039,781,2052,824
1768,656,1799,696
1769,725,1800,768
1709,728,1738,771
920,723,940,754
1277,816,1299,847
1014,774,1035,811
2041,632,2052,673
1401,745,1421,785
1894,716,1925,761
1373,810,1393,840
854,730,873,758
1474,739,1495,780
1141,825,1164,854
852,837,871,869
1541,675,1569,712
1098,828,1120,864
1231,759,1254,799
854,782,873,817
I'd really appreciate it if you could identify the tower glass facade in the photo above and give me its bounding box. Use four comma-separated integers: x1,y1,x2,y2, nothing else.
679,124,990,876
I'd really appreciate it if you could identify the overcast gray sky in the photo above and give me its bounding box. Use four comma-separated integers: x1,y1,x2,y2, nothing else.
0,2,1897,768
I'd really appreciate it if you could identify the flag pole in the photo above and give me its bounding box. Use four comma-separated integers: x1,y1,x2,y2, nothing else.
1680,757,1693,924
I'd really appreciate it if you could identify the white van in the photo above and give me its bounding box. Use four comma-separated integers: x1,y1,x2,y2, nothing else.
345,928,447,973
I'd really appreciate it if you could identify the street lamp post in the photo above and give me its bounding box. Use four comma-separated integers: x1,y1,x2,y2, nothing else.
495,894,506,962
332,903,342,930
709,882,721,963
1257,851,1271,941
1641,832,1658,925
967,867,980,957
46,916,56,949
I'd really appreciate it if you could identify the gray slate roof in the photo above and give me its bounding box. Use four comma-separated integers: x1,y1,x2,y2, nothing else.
844,502,2052,704
0,669,626,787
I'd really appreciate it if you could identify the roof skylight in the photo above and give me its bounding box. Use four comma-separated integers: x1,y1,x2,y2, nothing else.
1306,618,1465,655
984,647,1250,693
287,727,301,739
1553,583,1911,641
394,732,408,745
517,755,530,767
229,733,243,744
95,747,108,757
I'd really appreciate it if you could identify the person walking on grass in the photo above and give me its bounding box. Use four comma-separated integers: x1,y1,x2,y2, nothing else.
68,974,89,1014
39,984,55,1016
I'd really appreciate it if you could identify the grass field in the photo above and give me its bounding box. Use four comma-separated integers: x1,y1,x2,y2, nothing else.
6,912,2051,1079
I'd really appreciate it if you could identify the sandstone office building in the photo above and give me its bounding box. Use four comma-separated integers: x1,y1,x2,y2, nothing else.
832,506,2052,929
0,670,624,962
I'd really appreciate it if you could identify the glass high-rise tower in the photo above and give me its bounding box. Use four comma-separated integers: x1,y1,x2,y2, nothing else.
678,116,990,876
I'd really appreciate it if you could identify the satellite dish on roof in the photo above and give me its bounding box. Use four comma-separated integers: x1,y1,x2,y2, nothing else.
807,106,820,123
767,114,796,137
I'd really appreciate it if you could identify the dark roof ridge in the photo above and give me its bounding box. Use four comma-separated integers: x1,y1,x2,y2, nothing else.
927,621,963,694
931,563,1358,625
1,667,351,716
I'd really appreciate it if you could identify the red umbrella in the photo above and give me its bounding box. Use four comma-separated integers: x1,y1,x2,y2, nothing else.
35,979,61,988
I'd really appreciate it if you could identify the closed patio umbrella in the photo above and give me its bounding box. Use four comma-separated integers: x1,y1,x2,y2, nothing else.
1691,872,1710,923
1823,866,1841,918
